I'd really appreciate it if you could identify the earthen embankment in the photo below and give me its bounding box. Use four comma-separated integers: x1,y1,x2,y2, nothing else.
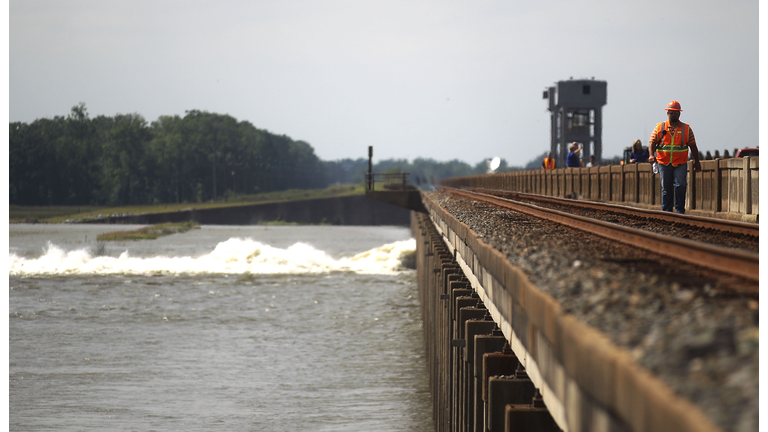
85,195,411,226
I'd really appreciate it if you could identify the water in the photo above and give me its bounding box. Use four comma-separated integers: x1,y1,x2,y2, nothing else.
9,224,434,431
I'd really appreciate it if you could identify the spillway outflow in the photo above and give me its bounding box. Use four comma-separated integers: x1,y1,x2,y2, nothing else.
9,238,417,276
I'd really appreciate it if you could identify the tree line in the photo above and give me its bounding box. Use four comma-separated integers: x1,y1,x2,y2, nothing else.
10,104,520,206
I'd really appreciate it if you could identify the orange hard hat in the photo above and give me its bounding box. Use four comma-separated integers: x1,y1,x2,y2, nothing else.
665,100,682,111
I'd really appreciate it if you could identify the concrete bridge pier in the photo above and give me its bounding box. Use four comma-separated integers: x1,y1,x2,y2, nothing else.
462,314,496,431
467,319,500,432
474,332,507,431
482,348,520,431
487,374,537,431
504,404,561,432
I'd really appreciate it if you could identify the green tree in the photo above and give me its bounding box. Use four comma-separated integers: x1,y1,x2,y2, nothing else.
57,104,101,204
100,113,153,205
149,115,186,203
9,118,64,205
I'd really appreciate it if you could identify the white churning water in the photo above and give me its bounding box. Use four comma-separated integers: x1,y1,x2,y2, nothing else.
10,237,416,276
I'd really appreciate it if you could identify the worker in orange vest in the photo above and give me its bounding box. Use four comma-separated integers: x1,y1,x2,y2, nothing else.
648,100,702,213
541,151,556,169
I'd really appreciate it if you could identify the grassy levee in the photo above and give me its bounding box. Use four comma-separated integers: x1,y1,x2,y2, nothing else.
97,221,200,241
10,205,107,223
10,184,365,224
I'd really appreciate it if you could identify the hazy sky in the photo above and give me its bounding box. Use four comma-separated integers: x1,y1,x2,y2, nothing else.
9,0,759,166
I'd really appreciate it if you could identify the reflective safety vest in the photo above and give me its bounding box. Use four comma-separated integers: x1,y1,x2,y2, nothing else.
654,121,690,166
542,158,555,169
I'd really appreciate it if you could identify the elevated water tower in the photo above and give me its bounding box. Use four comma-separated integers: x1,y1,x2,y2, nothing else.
543,79,607,166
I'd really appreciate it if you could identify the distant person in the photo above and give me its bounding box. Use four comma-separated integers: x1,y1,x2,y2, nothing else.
629,139,649,163
542,151,556,169
585,155,597,167
648,100,702,214
566,142,581,168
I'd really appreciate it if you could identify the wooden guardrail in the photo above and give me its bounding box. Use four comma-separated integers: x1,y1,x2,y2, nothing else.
441,158,758,222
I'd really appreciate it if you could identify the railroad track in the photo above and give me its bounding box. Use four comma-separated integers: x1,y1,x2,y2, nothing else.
469,187,759,238
440,187,759,284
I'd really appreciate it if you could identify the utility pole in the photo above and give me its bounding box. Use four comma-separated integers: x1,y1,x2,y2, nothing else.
368,146,373,190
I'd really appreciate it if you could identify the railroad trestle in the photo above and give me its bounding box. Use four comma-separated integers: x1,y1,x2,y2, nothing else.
411,192,724,432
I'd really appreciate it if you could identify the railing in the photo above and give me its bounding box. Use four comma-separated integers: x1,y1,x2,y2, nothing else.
441,157,758,221
366,172,411,191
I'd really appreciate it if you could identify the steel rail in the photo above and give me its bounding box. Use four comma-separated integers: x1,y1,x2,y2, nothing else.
443,187,759,283
469,187,759,237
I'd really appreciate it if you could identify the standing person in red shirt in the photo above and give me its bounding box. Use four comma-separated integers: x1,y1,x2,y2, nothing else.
648,100,702,213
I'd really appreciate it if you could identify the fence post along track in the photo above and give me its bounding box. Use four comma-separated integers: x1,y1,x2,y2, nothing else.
410,189,730,432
